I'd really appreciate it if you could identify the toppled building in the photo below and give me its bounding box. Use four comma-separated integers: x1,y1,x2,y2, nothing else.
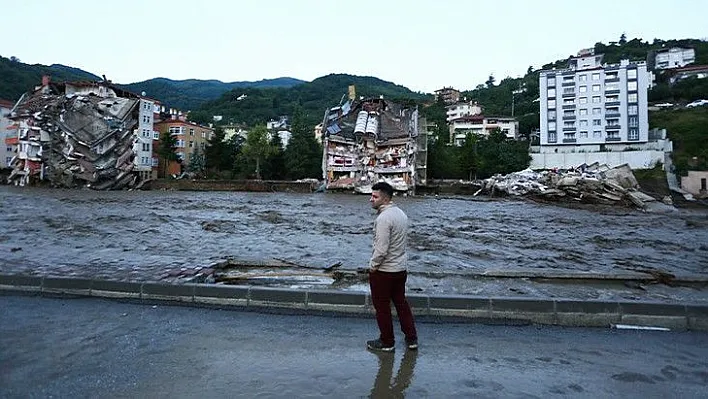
6,77,149,189
321,97,427,194
477,163,673,211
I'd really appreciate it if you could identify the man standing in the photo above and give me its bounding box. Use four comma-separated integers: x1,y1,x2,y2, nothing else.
366,182,418,352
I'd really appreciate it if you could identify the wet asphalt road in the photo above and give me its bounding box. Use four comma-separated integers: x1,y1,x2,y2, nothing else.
1,295,707,398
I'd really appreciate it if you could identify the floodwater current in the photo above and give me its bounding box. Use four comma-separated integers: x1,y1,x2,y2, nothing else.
1,186,707,286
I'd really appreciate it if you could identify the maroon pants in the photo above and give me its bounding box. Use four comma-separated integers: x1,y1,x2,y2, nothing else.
369,270,417,346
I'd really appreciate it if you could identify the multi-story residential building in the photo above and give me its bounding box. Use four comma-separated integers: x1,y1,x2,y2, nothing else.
133,97,157,180
449,115,519,145
653,47,695,70
1,99,16,169
434,87,461,105
321,97,427,193
154,118,213,174
539,50,651,151
445,101,482,123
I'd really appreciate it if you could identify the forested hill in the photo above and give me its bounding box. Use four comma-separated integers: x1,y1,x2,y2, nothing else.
188,73,431,126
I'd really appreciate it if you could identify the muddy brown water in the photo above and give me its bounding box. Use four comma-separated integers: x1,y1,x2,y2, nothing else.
1,186,707,286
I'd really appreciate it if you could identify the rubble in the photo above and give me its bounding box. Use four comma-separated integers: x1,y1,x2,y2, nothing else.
6,79,146,190
476,163,675,211
321,97,427,194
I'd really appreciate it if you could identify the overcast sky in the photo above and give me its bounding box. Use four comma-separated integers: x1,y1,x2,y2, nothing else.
2,0,706,93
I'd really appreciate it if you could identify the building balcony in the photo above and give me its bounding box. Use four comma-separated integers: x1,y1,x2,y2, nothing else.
605,137,622,142
563,138,577,143
562,115,576,120
562,81,575,87
605,101,620,106
605,89,620,95
605,111,621,118
562,104,576,110
562,91,576,97
605,77,619,83
562,127,576,132
606,124,621,130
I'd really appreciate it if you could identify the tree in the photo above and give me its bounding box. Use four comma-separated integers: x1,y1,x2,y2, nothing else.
486,74,496,88
619,33,627,45
241,125,274,180
156,131,178,178
284,107,322,179
459,133,480,180
187,146,205,176
204,126,232,172
261,131,286,180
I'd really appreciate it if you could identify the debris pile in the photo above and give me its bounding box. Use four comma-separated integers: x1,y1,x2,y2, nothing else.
7,80,145,190
476,163,671,210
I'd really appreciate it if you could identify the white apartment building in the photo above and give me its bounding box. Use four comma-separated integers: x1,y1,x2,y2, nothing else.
539,52,651,152
1,99,16,169
654,47,695,70
449,115,519,145
133,98,156,180
445,101,482,123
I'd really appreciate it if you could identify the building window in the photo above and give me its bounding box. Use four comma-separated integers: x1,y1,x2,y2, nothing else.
627,69,637,79
189,128,195,136
548,110,556,119
579,120,588,128
592,108,601,115
201,131,206,138
605,83,619,91
606,72,618,80
563,98,574,105
547,99,556,108
606,95,619,103
592,73,600,81
547,77,556,87
580,131,588,138
153,132,159,140
593,130,602,138
579,74,587,82
563,121,575,128
579,97,588,104
579,86,587,93
628,105,638,115
628,128,639,140
627,81,637,91
607,131,620,139
548,121,556,131
547,88,556,97
592,84,601,92
628,116,638,127
628,93,638,103
189,140,194,148
564,132,576,139
579,109,588,116
593,119,602,126
548,132,557,142
592,96,601,103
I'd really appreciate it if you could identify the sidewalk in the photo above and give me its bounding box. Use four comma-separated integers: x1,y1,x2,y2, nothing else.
1,272,706,331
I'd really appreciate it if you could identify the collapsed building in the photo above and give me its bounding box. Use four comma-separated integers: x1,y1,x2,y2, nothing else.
6,77,151,189
321,97,427,194
476,163,674,211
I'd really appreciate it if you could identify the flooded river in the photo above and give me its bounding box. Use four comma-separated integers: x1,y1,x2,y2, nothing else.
1,186,707,285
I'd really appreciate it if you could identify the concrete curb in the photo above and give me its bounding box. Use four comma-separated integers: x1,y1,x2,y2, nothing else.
1,274,706,331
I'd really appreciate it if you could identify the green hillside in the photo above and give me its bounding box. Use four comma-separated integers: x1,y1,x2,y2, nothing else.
188,73,431,127
0,55,101,101
120,77,305,111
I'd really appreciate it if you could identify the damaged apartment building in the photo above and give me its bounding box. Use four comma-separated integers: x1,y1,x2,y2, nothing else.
6,76,156,189
321,96,427,194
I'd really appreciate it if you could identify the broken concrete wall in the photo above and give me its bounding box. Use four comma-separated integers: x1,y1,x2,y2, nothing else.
322,98,423,193
7,82,144,190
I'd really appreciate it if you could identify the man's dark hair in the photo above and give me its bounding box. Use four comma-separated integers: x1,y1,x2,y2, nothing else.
372,181,394,198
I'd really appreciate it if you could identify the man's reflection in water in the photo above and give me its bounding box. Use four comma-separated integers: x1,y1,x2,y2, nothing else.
369,349,418,398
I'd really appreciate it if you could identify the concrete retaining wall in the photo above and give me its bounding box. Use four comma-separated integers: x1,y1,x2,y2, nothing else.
530,150,664,170
2,274,705,331
150,179,318,193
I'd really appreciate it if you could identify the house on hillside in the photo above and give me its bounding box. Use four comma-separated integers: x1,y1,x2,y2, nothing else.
449,114,519,145
321,97,427,194
434,87,461,105
652,47,695,70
